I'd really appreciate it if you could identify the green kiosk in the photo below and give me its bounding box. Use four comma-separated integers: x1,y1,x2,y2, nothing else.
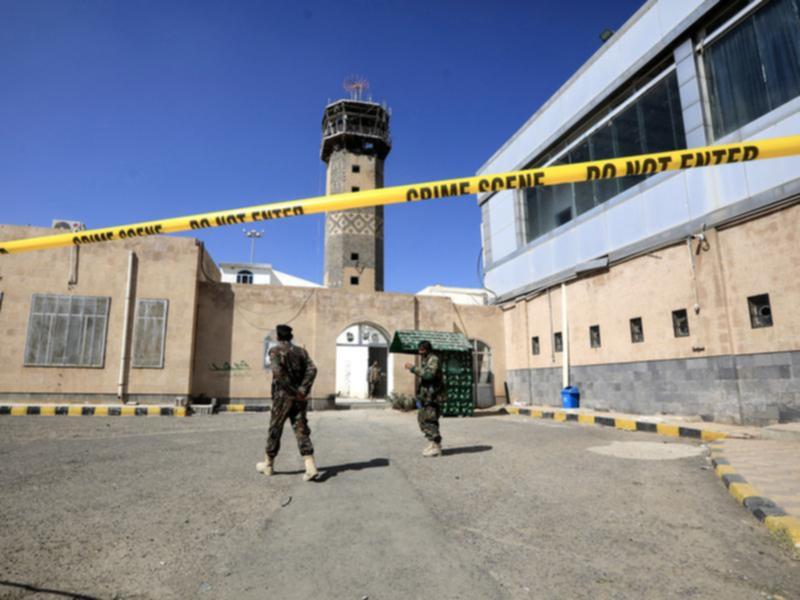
389,330,474,417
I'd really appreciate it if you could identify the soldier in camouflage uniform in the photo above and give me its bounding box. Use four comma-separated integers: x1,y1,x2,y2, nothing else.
256,324,320,481
404,340,444,457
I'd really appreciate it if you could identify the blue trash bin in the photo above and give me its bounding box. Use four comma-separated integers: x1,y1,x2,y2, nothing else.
561,386,580,409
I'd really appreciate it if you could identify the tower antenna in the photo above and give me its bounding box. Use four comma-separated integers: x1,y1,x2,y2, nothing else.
343,76,370,101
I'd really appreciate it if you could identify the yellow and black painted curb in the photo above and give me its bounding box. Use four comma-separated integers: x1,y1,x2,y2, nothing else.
504,405,728,441
709,442,800,550
0,405,187,417
216,404,269,413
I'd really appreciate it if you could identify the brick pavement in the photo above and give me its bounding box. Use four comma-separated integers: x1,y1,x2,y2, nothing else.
719,438,800,520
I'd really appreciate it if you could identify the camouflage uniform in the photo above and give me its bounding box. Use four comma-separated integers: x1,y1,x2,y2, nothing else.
266,341,318,459
411,353,445,443
368,364,382,398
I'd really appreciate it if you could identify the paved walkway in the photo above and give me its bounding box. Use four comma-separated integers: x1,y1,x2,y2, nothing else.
718,438,800,519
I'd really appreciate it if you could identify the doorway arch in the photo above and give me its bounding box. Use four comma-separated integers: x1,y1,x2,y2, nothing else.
335,322,393,400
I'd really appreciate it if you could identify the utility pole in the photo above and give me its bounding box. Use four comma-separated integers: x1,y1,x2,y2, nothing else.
243,229,264,264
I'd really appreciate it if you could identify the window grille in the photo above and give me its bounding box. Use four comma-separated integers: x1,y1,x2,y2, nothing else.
132,299,168,368
24,294,110,367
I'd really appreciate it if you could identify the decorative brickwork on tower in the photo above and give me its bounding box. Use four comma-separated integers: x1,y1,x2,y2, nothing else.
321,99,391,291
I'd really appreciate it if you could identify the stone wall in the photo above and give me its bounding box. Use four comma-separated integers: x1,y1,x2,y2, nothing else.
507,351,800,425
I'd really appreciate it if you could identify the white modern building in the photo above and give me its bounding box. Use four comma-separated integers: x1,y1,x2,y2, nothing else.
479,0,800,424
219,263,321,288
416,285,491,306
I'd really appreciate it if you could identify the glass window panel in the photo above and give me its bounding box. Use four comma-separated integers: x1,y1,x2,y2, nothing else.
706,17,768,137
523,188,541,242
64,315,83,364
56,296,70,315
569,141,596,216
521,64,687,243
49,315,69,364
24,294,109,367
588,124,619,204
755,0,800,111
641,75,677,154
132,299,168,368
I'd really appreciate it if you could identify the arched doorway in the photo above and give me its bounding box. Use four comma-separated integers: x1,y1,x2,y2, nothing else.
336,323,392,401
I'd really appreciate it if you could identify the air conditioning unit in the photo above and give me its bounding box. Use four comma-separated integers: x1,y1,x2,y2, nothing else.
52,220,86,232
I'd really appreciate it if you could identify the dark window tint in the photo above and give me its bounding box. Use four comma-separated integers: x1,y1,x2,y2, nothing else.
705,0,800,138
748,294,773,328
589,325,601,348
523,70,686,244
554,332,563,353
531,336,540,355
630,317,644,343
672,309,690,338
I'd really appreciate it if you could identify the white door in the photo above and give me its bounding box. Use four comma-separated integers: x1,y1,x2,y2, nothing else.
336,345,369,399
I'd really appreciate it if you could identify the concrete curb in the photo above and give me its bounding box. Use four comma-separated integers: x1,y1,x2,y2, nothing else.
504,406,728,442
216,404,270,413
710,442,800,551
0,405,187,417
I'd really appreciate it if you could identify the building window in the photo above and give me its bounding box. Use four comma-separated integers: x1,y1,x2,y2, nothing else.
554,332,563,353
132,299,168,368
630,317,644,343
350,252,359,261
236,270,253,284
748,294,773,328
352,165,360,173
672,309,690,338
531,336,540,355
24,294,110,367
523,67,686,243
350,276,359,285
351,186,360,192
589,325,601,348
704,0,800,139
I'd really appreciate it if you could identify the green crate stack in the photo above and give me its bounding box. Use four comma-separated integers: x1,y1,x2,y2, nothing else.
441,351,474,417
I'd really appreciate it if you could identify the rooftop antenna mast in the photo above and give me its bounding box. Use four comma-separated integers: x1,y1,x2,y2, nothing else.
343,76,370,101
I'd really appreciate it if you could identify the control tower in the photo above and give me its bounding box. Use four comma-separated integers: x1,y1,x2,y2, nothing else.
321,78,391,291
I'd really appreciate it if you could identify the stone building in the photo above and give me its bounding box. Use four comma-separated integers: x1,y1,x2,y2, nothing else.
0,225,504,406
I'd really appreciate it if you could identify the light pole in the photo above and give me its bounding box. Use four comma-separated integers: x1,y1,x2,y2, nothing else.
243,229,264,264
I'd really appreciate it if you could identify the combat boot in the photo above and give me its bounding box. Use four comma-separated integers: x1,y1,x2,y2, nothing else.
422,442,442,457
256,453,274,476
303,455,319,481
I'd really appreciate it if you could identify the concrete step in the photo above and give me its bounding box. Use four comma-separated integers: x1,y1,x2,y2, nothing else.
336,401,390,410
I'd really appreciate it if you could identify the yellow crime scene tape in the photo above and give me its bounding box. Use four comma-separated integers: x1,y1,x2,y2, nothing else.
2,134,800,255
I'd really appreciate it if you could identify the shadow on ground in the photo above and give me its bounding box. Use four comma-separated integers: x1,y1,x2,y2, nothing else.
316,457,390,482
0,580,102,600
442,445,493,456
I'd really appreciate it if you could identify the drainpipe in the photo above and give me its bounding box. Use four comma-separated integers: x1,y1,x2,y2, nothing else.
118,251,135,402
561,282,569,389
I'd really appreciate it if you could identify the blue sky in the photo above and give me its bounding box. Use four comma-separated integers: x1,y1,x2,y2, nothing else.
1,0,643,292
